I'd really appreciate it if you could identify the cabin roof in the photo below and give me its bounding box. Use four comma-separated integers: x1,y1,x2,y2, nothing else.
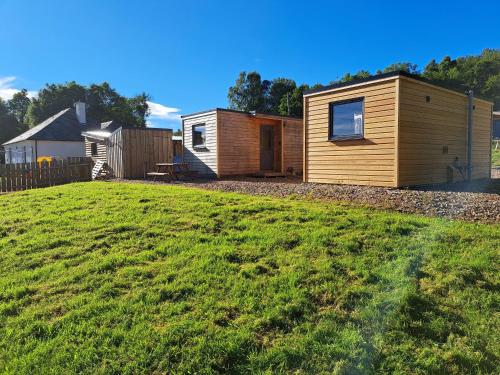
303,70,493,104
181,108,302,120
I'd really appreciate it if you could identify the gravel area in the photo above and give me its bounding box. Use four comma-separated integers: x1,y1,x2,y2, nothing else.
118,177,500,224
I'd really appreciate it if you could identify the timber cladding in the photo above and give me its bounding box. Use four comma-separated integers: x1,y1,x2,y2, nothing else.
182,109,303,177
283,119,303,174
303,74,493,187
106,128,173,179
84,138,107,163
217,111,260,175
397,77,492,185
304,78,398,187
183,111,218,176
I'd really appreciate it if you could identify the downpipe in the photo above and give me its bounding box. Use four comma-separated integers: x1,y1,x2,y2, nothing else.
466,89,473,182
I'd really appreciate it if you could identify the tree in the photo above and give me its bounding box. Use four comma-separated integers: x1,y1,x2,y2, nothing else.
330,70,370,85
278,84,309,117
25,81,86,126
25,82,150,127
377,62,419,74
0,98,28,162
423,49,500,109
227,49,499,119
267,78,296,114
228,71,323,117
228,72,270,112
173,129,182,136
7,89,31,124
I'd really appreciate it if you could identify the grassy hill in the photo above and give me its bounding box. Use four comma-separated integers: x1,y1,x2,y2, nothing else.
0,182,498,374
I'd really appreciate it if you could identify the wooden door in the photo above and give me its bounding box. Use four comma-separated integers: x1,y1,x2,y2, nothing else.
260,125,274,171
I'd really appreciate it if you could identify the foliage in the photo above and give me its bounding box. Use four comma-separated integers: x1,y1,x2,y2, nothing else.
227,72,270,113
330,70,371,85
492,143,500,167
25,82,150,128
229,49,499,117
331,49,499,108
7,89,31,124
0,182,498,374
0,98,28,158
423,49,500,109
377,62,419,74
278,84,308,117
228,72,324,117
173,129,182,136
266,78,296,114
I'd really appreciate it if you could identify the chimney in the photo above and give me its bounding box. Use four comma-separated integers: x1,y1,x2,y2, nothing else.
74,101,87,126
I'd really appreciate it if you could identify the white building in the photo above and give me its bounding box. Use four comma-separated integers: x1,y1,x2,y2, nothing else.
2,103,87,164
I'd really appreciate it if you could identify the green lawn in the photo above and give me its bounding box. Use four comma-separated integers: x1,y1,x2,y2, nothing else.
0,182,498,374
492,143,500,167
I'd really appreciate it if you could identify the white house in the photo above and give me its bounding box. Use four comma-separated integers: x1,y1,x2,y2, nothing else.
2,103,87,164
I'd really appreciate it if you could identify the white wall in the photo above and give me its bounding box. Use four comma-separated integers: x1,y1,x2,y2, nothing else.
36,141,85,159
4,140,85,164
4,140,36,163
183,111,218,176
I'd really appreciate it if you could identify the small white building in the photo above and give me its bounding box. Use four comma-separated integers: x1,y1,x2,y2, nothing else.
2,104,87,164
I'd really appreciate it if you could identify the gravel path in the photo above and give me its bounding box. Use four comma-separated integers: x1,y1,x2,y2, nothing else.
118,177,500,224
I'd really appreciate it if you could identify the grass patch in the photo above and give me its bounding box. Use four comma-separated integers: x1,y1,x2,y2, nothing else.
0,181,498,374
492,143,500,167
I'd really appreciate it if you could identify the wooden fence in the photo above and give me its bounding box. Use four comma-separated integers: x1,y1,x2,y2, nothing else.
0,157,92,193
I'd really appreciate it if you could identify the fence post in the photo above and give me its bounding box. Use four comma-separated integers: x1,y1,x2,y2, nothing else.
20,163,25,191
12,164,18,191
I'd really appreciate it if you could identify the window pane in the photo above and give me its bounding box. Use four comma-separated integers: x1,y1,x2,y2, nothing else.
193,125,206,147
331,100,363,137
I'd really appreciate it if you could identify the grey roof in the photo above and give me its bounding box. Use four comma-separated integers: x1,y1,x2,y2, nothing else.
3,108,84,145
100,120,123,132
81,130,113,141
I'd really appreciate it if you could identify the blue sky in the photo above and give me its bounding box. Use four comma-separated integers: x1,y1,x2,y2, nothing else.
0,0,498,130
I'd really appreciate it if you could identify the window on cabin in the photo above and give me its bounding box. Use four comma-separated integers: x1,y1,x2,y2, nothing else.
90,142,98,156
192,124,206,148
329,98,364,140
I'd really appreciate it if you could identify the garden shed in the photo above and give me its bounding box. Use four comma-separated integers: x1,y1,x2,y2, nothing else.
181,109,302,177
83,126,173,179
303,71,493,187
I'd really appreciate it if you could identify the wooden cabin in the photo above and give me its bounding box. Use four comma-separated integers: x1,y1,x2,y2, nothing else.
181,109,302,177
83,126,173,179
303,71,493,187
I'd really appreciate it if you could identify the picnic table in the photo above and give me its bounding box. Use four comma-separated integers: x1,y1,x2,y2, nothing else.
147,162,197,181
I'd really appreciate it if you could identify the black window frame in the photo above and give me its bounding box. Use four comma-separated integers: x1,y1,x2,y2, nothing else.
192,123,206,148
90,142,98,156
328,97,365,141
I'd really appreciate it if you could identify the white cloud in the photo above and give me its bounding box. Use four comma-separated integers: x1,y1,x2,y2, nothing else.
146,101,181,129
147,101,181,120
0,76,37,100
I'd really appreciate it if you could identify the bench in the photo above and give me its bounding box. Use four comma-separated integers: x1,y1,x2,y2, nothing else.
148,163,199,182
146,172,170,181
